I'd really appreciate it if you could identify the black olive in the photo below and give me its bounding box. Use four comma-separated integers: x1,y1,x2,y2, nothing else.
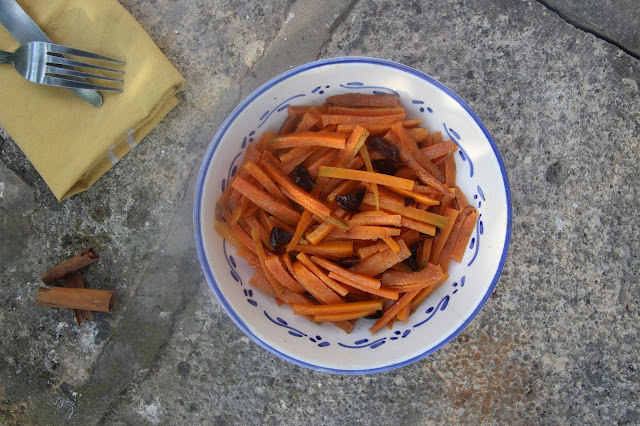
366,137,399,162
372,159,398,176
334,188,366,212
269,227,294,250
406,242,420,271
291,165,318,193
404,197,415,207
336,256,360,268
365,310,383,319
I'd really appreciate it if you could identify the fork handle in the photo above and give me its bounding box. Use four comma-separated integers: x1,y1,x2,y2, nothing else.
0,50,12,63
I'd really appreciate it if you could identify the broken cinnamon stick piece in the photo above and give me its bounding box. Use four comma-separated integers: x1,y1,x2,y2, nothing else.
41,248,99,285
35,287,114,312
62,272,93,325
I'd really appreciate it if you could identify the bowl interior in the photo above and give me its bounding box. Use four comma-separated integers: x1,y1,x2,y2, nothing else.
194,57,511,374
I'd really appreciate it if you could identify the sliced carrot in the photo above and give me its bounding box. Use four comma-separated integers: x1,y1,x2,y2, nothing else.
262,157,332,218
311,256,381,289
422,140,458,160
295,106,323,132
350,239,412,277
406,127,431,144
336,119,422,135
321,112,406,127
314,310,378,322
229,195,250,225
278,289,316,306
242,202,259,218
356,243,380,261
251,228,285,296
236,245,261,269
223,215,257,254
328,272,399,300
348,213,401,227
295,240,353,258
388,122,449,195
381,263,446,287
362,191,448,229
291,262,344,305
293,300,382,315
328,226,401,240
249,269,277,297
386,186,439,206
432,130,443,145
400,216,437,236
326,93,400,108
436,206,477,271
410,274,449,313
295,253,349,296
307,148,338,179
279,146,322,175
455,185,469,209
214,220,246,253
370,289,421,333
279,115,301,135
286,210,314,252
450,209,479,262
418,238,433,269
358,143,379,210
268,215,296,233
271,131,346,150
244,215,271,248
257,209,273,233
264,255,306,294
242,161,288,202
318,167,415,190
327,106,405,116
396,305,410,322
306,208,348,245
444,152,456,188
382,236,400,253
231,175,301,226
429,207,460,264
255,131,276,152
326,179,362,202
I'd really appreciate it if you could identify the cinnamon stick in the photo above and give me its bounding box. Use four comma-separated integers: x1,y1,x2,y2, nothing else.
41,248,99,284
62,272,93,325
35,287,114,312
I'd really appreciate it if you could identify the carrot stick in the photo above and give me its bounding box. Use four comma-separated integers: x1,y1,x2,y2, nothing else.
400,216,437,236
382,236,400,253
271,131,346,150
325,180,362,202
262,157,332,218
356,243,381,260
386,187,439,206
450,209,479,262
264,255,306,294
422,141,458,160
286,210,314,252
321,112,406,127
236,245,261,269
381,263,445,286
370,289,421,333
307,148,338,179
293,300,382,315
328,226,401,240
444,152,456,188
242,161,288,202
436,206,477,271
410,274,449,313
229,195,250,225
244,216,271,248
455,186,469,209
306,208,348,245
310,256,381,289
327,106,406,116
295,253,349,296
249,269,277,297
326,93,400,108
295,107,323,132
279,146,322,175
350,239,412,277
336,119,422,135
231,176,301,226
396,305,410,322
418,238,433,269
362,191,448,229
429,207,460,264
295,240,353,258
279,115,301,135
251,228,285,296
406,127,431,144
291,262,344,305
318,167,415,190
388,122,449,195
327,272,399,300
314,310,378,322
347,214,401,227
358,143,379,210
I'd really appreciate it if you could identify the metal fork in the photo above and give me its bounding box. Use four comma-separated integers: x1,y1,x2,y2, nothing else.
0,41,125,92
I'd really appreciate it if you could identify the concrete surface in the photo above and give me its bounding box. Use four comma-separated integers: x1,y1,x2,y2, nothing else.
1,0,639,424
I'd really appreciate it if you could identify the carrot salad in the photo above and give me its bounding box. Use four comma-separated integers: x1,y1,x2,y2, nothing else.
215,92,478,334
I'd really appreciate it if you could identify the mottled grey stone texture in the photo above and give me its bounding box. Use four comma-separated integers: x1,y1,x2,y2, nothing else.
1,0,639,424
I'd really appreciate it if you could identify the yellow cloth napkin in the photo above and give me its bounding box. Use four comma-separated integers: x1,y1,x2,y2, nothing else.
0,0,185,200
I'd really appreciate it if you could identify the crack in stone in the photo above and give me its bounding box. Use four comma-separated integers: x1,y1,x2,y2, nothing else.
535,0,640,61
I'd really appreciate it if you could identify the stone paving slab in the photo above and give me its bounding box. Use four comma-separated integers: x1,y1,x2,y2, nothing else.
1,0,639,424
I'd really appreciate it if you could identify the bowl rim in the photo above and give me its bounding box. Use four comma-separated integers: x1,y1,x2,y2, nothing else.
193,56,512,374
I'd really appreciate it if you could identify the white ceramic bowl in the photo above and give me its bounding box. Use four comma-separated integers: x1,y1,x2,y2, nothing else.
194,57,511,374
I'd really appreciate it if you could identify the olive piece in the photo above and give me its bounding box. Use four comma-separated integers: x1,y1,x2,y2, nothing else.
366,137,399,162
336,256,360,268
371,159,398,176
269,227,294,250
406,242,420,271
291,165,318,193
334,188,366,212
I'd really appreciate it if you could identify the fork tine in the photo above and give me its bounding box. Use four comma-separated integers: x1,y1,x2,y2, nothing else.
46,55,125,74
46,65,124,82
42,76,123,92
46,43,126,64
